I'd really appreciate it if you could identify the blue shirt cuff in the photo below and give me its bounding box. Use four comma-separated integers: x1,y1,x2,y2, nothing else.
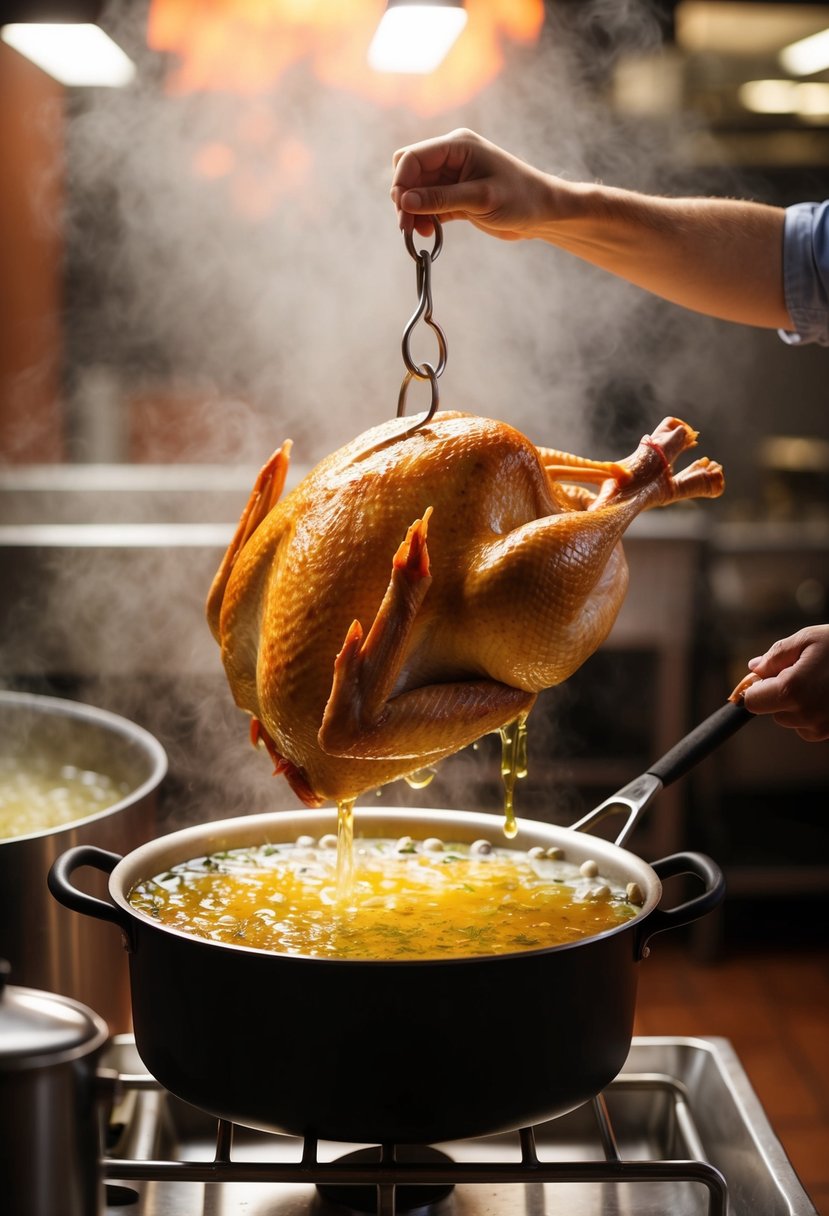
778,201,829,347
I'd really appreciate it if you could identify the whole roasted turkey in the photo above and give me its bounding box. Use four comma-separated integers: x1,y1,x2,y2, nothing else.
207,411,723,807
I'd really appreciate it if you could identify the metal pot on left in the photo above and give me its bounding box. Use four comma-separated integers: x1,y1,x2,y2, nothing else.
0,691,167,1032
0,959,114,1216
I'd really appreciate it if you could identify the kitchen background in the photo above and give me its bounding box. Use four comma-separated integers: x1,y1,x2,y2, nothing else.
0,0,827,1207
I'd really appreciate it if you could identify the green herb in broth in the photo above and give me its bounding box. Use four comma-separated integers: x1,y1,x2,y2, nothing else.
128,836,640,960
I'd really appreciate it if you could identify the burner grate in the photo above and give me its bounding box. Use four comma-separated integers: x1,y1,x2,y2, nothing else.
105,1072,728,1216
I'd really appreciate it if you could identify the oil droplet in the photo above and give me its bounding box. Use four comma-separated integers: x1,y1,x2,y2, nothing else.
499,712,529,839
336,798,355,903
404,766,436,790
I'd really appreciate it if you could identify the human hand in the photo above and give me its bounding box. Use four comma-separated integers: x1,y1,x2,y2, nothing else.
730,624,829,742
390,128,559,242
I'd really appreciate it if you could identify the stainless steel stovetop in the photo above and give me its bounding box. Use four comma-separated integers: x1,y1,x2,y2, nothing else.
103,1035,817,1216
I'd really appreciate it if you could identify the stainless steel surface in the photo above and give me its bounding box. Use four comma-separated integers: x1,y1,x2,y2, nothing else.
0,464,261,525
572,771,663,845
101,1035,817,1216
0,964,105,1062
0,524,230,677
0,972,110,1216
0,692,167,1033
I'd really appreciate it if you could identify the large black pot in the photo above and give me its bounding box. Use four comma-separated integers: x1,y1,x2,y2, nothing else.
49,811,718,1143
49,703,749,1145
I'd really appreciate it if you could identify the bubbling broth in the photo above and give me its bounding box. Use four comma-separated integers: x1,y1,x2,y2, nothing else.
0,756,129,840
128,834,643,960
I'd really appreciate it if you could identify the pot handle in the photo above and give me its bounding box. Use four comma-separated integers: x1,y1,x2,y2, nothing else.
635,851,725,960
47,846,134,945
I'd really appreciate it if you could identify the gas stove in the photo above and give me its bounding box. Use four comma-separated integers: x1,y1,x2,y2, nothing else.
103,1034,816,1216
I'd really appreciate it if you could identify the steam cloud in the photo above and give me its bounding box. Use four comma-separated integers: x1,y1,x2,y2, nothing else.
4,0,761,829
62,0,757,462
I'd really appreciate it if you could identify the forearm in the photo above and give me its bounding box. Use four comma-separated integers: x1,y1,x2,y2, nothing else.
392,130,793,331
533,180,791,331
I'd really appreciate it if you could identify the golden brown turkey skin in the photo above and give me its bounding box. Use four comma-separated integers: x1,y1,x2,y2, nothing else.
207,411,723,806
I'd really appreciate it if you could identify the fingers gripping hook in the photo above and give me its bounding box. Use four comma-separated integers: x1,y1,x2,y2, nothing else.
397,219,448,437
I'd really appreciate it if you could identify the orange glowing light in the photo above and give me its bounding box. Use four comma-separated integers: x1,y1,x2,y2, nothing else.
227,133,313,220
193,141,236,179
147,0,544,112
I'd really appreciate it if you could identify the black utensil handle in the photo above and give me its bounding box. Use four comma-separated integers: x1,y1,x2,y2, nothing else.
646,700,753,788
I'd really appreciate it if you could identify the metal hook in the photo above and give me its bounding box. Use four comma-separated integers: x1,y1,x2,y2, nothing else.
397,217,445,437
404,218,443,265
397,363,440,435
401,252,447,382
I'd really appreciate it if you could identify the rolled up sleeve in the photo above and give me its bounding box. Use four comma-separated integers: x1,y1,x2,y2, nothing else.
778,200,829,346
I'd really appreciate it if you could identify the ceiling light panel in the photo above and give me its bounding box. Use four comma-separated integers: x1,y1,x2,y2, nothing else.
676,2,829,57
0,22,135,86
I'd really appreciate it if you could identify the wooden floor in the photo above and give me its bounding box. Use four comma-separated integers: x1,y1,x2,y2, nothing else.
633,919,829,1215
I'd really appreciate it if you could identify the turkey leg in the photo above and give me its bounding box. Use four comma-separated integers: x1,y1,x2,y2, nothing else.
319,509,533,760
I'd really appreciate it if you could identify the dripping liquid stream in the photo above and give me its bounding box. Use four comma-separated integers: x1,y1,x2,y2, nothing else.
335,797,355,903
404,766,436,790
335,715,528,903
499,712,529,839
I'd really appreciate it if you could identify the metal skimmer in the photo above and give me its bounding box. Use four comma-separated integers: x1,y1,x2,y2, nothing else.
396,219,448,436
